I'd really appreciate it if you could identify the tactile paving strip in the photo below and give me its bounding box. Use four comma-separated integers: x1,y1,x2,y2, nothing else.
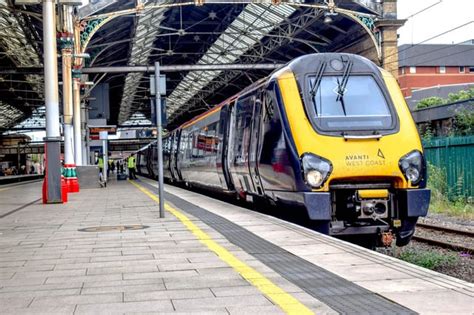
142,181,415,315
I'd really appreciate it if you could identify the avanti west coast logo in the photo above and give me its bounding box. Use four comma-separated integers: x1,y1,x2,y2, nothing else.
345,149,386,167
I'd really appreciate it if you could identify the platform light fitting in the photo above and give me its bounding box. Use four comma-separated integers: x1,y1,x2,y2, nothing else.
15,0,82,4
324,11,338,24
73,53,90,59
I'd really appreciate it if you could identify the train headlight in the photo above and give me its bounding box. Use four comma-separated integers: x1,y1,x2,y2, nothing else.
306,170,323,187
399,150,423,185
301,153,332,188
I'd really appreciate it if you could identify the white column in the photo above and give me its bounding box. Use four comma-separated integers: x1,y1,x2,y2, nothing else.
155,62,165,218
44,0,60,139
73,79,83,165
43,0,62,203
62,49,75,166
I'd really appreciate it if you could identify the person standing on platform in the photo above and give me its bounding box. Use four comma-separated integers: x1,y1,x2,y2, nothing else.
128,154,137,180
36,160,42,175
110,159,115,174
107,159,113,178
97,155,104,181
118,160,125,174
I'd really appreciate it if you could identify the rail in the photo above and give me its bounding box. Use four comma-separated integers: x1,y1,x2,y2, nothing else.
414,222,474,253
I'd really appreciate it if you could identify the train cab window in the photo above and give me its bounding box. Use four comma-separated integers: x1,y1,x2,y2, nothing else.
307,75,394,132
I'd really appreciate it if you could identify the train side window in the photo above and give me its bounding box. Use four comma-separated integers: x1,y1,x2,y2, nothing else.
192,129,204,159
173,132,179,156
263,88,275,122
164,138,170,155
181,130,192,160
203,122,218,156
233,95,254,164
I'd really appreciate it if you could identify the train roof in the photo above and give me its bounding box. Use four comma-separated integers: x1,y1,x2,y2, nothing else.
174,53,381,132
288,53,381,76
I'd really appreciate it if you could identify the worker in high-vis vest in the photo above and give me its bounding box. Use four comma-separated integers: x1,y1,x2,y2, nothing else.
97,155,105,184
128,154,137,180
97,155,104,174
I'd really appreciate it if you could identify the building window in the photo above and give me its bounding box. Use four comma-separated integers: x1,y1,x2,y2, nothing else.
469,67,474,73
410,66,416,74
439,66,446,74
459,66,465,73
401,67,405,75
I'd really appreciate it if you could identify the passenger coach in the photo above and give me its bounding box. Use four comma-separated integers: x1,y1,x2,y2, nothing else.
137,53,431,247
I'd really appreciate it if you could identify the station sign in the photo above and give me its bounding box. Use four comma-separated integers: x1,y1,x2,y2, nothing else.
149,75,167,95
89,125,116,140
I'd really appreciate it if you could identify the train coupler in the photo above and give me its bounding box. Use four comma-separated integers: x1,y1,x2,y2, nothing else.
381,231,394,247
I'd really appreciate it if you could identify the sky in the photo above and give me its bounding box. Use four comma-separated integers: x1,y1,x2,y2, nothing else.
397,0,474,45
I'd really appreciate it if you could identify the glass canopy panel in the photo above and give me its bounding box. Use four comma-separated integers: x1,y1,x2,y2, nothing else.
0,0,43,128
167,3,296,116
118,0,169,123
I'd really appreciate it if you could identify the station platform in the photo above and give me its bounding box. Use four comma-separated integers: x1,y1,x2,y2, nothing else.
0,178,472,314
0,174,43,185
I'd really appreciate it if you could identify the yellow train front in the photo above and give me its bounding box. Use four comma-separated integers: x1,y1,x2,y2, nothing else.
139,53,430,248
272,53,430,246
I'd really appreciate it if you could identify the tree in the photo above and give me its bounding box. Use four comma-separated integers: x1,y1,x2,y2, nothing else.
415,96,444,109
453,108,474,136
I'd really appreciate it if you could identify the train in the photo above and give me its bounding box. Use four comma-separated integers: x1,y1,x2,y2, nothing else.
136,53,431,247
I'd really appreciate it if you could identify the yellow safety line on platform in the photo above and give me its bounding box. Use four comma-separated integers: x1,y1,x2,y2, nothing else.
129,180,314,315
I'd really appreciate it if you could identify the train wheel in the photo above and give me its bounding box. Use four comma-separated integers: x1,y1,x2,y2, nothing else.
309,220,330,234
350,235,377,249
251,196,271,214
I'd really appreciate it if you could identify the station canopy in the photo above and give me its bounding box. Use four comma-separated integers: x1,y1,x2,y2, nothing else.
0,0,383,131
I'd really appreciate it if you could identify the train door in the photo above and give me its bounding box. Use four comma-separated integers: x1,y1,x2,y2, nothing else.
217,104,234,191
248,92,264,196
147,144,155,178
229,94,256,196
163,137,172,179
173,129,183,181
170,131,177,181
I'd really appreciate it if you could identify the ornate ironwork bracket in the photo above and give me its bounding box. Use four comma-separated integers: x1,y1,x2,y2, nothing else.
358,15,382,59
58,32,74,50
358,15,375,34
338,11,382,62
79,17,111,51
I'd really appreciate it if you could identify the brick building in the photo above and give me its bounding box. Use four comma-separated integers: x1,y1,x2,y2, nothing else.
398,41,474,97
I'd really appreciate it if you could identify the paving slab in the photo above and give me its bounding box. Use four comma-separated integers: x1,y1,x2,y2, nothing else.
0,180,329,314
155,179,474,315
5,177,472,314
0,181,41,217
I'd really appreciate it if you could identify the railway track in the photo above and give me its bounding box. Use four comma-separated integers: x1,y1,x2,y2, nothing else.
414,222,474,253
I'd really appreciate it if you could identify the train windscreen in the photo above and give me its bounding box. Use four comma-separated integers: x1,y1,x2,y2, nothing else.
307,75,394,132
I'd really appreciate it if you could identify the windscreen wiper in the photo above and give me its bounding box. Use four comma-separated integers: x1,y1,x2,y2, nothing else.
335,58,353,116
309,61,326,116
